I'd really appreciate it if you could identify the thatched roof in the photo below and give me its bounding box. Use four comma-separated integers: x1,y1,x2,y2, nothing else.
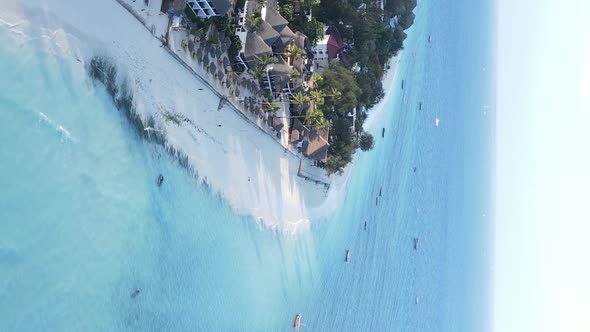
244,33,272,63
267,64,290,92
276,25,296,52
292,118,310,138
265,9,288,33
258,21,280,46
305,127,330,161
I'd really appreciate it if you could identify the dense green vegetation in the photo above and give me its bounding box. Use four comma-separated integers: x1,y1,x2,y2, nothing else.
316,0,416,111
295,0,416,174
278,0,323,45
186,1,415,175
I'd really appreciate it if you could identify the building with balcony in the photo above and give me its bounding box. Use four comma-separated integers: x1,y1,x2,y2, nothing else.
186,0,231,18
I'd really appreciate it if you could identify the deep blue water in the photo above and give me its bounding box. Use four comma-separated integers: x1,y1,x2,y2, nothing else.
0,0,494,330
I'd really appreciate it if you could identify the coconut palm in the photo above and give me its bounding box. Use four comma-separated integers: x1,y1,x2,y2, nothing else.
254,54,278,79
310,90,324,105
255,54,278,67
305,105,328,128
289,68,301,79
263,102,280,113
246,12,263,32
292,92,310,111
291,46,306,60
284,45,306,60
308,72,322,88
324,87,341,97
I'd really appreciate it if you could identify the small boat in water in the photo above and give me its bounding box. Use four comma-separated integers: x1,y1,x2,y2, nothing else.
131,289,140,298
415,296,420,304
382,127,385,137
345,250,350,263
413,237,419,250
379,187,382,196
157,174,164,187
419,102,422,110
435,117,440,127
293,314,301,331
401,80,404,89
428,35,432,43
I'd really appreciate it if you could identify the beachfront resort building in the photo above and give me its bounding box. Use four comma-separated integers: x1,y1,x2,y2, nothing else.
186,0,231,18
235,0,312,97
311,27,345,74
304,127,330,162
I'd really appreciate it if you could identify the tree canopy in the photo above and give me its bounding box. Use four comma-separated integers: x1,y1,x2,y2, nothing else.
317,64,361,119
359,132,374,151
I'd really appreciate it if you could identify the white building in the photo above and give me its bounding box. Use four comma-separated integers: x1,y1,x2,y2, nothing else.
311,26,345,74
186,0,231,19
312,31,330,73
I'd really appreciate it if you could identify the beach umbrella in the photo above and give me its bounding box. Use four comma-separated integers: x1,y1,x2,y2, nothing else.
188,39,195,52
209,63,217,75
218,70,225,81
208,46,215,57
216,47,223,59
223,56,230,68
234,88,240,97
226,79,232,88
203,55,210,66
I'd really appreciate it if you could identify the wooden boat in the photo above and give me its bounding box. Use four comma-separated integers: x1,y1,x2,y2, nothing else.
401,80,404,89
382,127,385,137
413,237,419,250
379,187,382,196
293,314,301,330
419,101,422,110
345,250,350,263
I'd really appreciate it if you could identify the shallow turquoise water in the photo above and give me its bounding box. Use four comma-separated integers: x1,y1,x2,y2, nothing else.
0,0,494,330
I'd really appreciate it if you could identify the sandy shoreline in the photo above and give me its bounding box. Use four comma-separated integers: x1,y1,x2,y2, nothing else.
0,0,401,233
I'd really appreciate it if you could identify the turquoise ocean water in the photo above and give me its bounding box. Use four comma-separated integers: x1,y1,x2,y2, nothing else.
0,0,494,330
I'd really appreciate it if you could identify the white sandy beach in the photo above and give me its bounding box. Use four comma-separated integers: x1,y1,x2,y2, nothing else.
0,0,400,233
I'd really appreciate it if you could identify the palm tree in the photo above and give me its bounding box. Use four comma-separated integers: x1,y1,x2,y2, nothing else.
324,87,341,97
291,46,306,60
292,92,310,111
255,54,278,67
254,54,278,79
305,105,328,128
289,68,301,79
308,72,322,88
284,45,306,61
310,90,324,105
263,102,280,113
246,12,263,32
